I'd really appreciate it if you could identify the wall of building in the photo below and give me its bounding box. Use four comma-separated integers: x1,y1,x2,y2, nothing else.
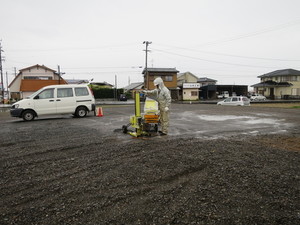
182,88,199,100
21,67,55,79
148,73,177,90
9,77,22,92
261,77,300,99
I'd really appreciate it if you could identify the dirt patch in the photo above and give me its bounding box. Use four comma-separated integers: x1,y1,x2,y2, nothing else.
257,134,300,152
251,103,300,108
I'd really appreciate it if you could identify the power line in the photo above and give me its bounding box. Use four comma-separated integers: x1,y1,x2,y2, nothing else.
63,66,143,70
155,44,300,62
152,48,281,69
7,43,138,52
143,41,152,89
194,18,300,48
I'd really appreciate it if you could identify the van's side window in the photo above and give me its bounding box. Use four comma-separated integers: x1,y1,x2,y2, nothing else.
37,89,54,99
75,87,89,96
58,88,73,98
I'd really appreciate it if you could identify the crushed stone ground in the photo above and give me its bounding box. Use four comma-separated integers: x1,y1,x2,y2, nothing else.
0,105,299,225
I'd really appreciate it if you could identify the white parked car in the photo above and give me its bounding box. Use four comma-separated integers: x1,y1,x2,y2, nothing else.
217,91,230,99
217,96,250,106
10,84,96,121
250,94,267,101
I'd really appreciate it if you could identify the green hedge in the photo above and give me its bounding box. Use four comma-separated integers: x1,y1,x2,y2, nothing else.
90,87,124,99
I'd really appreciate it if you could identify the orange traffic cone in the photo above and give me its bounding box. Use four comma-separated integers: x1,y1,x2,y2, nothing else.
96,107,103,117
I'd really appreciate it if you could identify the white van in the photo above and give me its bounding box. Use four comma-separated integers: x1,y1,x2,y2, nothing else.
10,84,96,121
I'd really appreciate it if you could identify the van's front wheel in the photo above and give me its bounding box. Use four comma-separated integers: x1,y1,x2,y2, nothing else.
75,107,87,118
22,110,35,121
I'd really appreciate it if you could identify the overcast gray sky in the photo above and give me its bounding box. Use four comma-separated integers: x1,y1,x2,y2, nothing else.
1,0,300,89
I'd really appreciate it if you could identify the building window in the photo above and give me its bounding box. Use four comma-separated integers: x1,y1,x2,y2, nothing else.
165,76,173,82
40,76,52,80
191,91,198,96
24,76,52,80
281,76,297,82
24,76,39,80
292,88,300,95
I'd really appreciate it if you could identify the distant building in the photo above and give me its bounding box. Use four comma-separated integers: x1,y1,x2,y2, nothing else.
66,79,89,84
177,72,200,101
8,64,67,99
90,81,114,88
177,72,198,86
142,67,179,100
251,69,300,99
198,77,217,87
123,82,144,93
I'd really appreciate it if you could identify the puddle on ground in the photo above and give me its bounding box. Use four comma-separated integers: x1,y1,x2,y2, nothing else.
197,115,253,121
196,115,284,125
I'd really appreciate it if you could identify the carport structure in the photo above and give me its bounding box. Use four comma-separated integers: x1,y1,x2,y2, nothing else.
200,84,248,99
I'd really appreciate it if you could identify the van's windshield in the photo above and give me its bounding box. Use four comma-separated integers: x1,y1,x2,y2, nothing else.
27,89,42,99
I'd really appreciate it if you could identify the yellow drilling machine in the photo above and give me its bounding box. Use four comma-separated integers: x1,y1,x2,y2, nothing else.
122,91,160,137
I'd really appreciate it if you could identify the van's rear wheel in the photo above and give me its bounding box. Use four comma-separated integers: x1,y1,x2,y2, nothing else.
75,107,87,118
22,110,35,121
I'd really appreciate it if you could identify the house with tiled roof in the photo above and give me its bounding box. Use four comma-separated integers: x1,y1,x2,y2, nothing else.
9,64,67,100
177,72,200,101
251,69,300,99
198,77,217,87
142,67,179,99
123,82,144,92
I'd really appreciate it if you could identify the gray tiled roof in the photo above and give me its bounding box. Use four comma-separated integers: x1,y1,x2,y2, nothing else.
142,68,179,74
123,82,143,90
258,69,300,78
198,77,217,82
251,80,292,87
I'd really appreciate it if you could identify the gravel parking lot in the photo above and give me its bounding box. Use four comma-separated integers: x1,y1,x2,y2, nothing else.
0,104,299,224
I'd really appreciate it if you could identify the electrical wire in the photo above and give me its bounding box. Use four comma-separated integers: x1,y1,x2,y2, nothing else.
193,18,300,48
152,48,282,69
155,44,300,62
7,43,138,52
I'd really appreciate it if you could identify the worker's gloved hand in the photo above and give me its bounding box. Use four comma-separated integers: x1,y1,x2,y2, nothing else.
142,90,147,94
164,107,169,112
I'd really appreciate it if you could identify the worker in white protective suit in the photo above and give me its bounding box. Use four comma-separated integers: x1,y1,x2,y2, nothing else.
143,77,171,135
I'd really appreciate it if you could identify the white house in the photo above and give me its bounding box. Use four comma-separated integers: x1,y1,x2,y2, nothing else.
9,64,66,99
252,69,300,99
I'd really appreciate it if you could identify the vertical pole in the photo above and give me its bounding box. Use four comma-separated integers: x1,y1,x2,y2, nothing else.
115,74,117,101
57,65,61,84
6,71,9,100
143,41,151,90
135,91,141,117
145,44,149,90
0,42,4,104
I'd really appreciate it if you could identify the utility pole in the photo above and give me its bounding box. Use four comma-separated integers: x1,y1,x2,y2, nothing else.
57,65,65,84
143,41,152,89
0,41,4,104
114,74,117,101
6,71,9,100
57,65,61,84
